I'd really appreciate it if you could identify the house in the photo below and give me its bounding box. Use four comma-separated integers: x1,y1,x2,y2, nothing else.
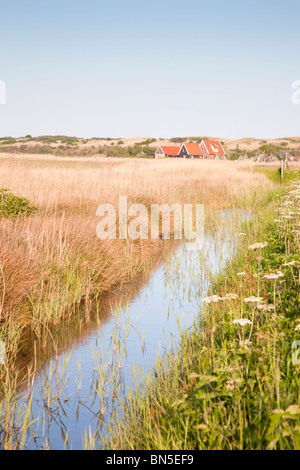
178,143,204,158
200,140,226,159
155,145,180,158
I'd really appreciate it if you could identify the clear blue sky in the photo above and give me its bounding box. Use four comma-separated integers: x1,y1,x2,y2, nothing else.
0,0,299,139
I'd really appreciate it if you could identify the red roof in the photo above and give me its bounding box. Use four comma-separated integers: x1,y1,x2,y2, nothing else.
160,146,180,156
202,140,225,155
184,143,204,156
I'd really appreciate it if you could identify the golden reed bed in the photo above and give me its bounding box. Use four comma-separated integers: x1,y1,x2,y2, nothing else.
0,156,271,330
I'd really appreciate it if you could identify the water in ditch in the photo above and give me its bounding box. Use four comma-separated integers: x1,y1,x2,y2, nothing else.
12,210,249,449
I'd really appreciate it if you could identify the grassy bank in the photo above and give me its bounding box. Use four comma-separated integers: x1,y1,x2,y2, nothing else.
106,180,300,450
255,167,300,184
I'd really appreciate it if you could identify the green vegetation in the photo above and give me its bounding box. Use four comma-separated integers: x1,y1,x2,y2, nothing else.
107,182,300,450
30,135,79,144
255,168,300,184
129,144,154,157
140,138,157,145
0,140,154,158
32,136,58,143
106,143,154,158
170,137,207,144
0,138,17,145
0,189,37,219
229,143,296,160
259,143,288,155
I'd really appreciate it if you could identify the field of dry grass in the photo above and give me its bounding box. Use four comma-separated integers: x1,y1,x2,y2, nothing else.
0,157,272,347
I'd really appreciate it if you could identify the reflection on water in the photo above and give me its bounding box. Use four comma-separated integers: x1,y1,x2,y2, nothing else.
14,210,249,449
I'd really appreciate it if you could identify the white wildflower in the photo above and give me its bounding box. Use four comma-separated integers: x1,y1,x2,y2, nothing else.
248,242,268,251
239,340,252,348
264,272,284,280
233,318,253,327
283,260,296,267
202,295,222,304
257,304,275,312
244,296,264,303
226,378,242,390
224,293,239,300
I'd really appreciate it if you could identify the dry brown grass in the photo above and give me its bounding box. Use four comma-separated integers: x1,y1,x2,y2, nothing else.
0,157,271,334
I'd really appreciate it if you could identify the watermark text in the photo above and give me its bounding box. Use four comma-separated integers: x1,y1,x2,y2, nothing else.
291,80,300,105
0,341,6,365
292,340,300,365
96,197,204,251
0,81,6,104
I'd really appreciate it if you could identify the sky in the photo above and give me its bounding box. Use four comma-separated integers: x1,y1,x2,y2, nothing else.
0,0,299,139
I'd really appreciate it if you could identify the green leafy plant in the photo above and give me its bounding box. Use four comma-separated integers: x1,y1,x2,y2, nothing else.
0,138,17,145
0,189,37,219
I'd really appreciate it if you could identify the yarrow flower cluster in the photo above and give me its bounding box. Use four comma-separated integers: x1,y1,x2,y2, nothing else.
248,242,268,251
264,271,284,280
239,339,252,347
202,295,222,304
233,318,253,327
223,293,239,300
202,293,239,303
257,304,275,312
226,378,242,390
283,260,299,267
244,296,264,303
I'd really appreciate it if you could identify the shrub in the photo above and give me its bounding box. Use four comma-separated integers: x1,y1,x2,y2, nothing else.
32,136,57,144
0,138,17,145
107,146,129,157
259,144,291,155
0,188,37,219
35,145,53,154
140,138,157,145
